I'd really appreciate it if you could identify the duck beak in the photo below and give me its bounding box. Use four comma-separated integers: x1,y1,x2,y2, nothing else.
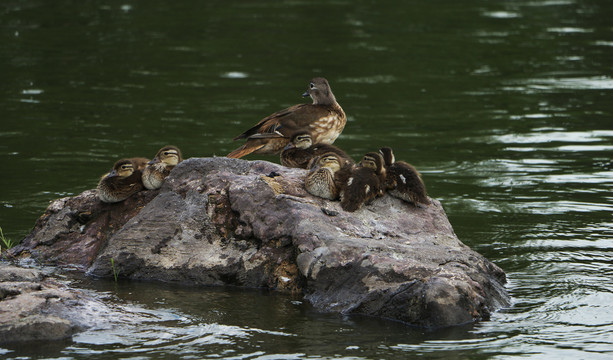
302,90,310,97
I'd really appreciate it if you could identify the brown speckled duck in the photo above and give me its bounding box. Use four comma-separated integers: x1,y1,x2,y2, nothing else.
379,147,429,206
228,77,346,158
97,159,145,203
280,132,353,169
305,152,353,200
340,152,386,212
142,145,183,190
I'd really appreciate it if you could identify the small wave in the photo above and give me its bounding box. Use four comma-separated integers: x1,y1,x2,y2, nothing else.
482,11,521,19
505,76,613,91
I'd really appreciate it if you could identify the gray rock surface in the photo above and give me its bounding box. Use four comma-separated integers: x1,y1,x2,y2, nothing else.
0,264,92,342
11,157,510,328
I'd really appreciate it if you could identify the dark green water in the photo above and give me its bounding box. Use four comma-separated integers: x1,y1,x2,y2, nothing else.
1,0,613,358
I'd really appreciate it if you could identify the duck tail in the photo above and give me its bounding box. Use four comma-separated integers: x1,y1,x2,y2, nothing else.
226,143,265,158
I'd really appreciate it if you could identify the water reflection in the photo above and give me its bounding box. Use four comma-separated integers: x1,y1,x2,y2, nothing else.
482,11,522,19
221,71,249,79
508,76,613,91
491,130,613,144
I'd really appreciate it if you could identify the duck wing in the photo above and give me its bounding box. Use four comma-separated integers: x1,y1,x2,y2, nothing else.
232,104,332,140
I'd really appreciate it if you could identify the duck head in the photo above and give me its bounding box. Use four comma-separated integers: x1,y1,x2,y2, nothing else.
302,77,336,105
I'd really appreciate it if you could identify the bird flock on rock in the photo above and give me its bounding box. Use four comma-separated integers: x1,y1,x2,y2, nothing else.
96,77,429,212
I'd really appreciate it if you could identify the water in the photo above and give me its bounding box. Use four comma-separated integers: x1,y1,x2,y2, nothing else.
1,0,612,358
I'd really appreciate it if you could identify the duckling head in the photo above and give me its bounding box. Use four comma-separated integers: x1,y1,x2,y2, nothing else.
361,152,385,174
290,132,313,150
318,152,342,173
379,147,395,166
155,145,183,166
111,159,136,178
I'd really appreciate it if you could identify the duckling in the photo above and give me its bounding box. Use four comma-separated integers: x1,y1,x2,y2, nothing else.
379,147,429,206
340,152,386,212
281,132,354,169
97,159,145,203
142,145,183,190
228,77,346,158
305,152,353,200
129,157,150,171
98,157,149,179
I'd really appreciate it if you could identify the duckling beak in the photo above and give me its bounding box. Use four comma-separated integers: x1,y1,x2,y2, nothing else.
148,157,161,165
108,169,118,177
283,142,296,150
302,90,310,97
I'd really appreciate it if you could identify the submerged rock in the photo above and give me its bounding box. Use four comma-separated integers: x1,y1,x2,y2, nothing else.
11,157,510,329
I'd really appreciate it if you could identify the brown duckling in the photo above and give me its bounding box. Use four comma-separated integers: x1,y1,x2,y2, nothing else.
340,152,386,212
129,157,150,171
281,132,353,169
97,157,149,180
379,147,429,206
305,152,353,200
97,159,145,203
142,145,183,190
228,77,346,158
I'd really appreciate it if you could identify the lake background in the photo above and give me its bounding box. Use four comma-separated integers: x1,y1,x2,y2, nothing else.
1,0,612,358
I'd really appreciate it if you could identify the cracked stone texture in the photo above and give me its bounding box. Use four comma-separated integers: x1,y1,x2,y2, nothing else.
0,264,102,343
11,157,510,329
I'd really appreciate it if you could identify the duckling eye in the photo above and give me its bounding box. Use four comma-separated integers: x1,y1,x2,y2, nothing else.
310,83,315,89
164,152,170,156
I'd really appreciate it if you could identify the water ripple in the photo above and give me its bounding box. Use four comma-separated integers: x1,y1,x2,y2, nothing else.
547,27,594,33
505,76,613,91
482,11,522,19
338,75,397,84
490,130,613,144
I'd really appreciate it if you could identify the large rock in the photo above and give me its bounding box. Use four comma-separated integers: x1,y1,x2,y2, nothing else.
11,157,510,329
